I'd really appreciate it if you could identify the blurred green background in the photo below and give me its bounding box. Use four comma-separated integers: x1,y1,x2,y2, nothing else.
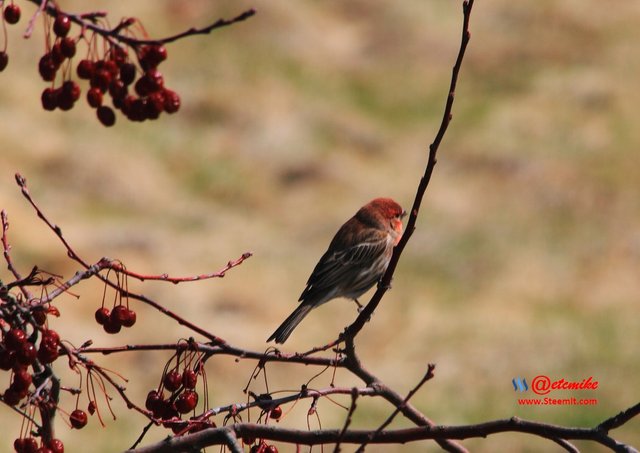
1,0,639,451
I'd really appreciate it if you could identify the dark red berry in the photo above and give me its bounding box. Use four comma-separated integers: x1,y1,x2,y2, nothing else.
37,345,59,364
90,69,111,92
145,390,164,416
121,309,136,328
144,69,164,92
32,308,47,326
0,51,8,71
94,307,110,324
108,79,127,101
109,45,128,65
163,370,182,392
270,406,282,420
111,305,128,324
2,387,22,405
119,62,136,85
62,80,81,101
14,438,27,453
175,390,198,414
102,313,121,333
57,88,75,111
12,367,32,391
18,437,39,453
127,98,147,122
265,446,279,453
47,439,64,453
163,89,180,114
182,369,197,389
16,341,37,365
76,59,95,79
60,37,76,58
3,4,21,25
42,329,60,344
139,44,167,70
69,409,88,429
97,106,116,127
0,348,15,370
134,76,152,97
5,328,26,351
51,43,66,66
38,55,58,82
53,15,71,37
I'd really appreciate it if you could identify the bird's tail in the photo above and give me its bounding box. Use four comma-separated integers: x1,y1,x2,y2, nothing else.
267,303,314,344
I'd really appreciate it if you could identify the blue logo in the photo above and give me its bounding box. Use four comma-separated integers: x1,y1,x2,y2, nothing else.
512,377,528,392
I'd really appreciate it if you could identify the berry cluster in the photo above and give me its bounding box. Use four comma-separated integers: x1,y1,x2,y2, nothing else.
145,350,208,435
0,301,66,453
2,3,181,126
94,303,136,334
73,42,180,126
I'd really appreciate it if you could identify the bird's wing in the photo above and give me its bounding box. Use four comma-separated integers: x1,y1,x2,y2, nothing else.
299,231,390,303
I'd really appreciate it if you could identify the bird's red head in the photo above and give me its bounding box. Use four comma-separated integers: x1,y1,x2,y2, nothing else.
359,198,406,243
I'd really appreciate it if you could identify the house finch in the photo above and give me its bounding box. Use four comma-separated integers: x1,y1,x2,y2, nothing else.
267,198,406,344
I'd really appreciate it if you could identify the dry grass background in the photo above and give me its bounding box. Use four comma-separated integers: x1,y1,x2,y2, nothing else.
1,0,639,451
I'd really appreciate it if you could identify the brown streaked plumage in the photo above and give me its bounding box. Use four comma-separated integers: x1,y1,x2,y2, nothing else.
267,198,405,344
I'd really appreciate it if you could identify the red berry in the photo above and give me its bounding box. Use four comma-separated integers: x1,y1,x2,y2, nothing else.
53,15,71,38
16,341,37,365
110,45,128,65
47,439,64,453
76,59,95,79
182,369,198,389
69,409,88,429
18,437,39,453
139,44,167,70
38,55,58,82
5,328,26,351
42,329,60,344
265,446,279,453
163,370,182,392
102,313,121,333
14,438,26,453
2,387,22,405
134,76,152,97
32,308,47,326
121,309,136,328
269,406,282,420
0,348,15,370
37,345,59,364
12,367,32,391
119,62,136,85
0,51,8,71
108,79,127,101
97,106,116,127
145,390,164,416
3,4,21,25
51,43,66,66
60,37,76,58
144,69,164,92
111,305,128,324
175,390,198,414
163,89,180,114
41,88,58,111
57,88,75,111
90,69,111,92
62,80,81,102
94,307,110,325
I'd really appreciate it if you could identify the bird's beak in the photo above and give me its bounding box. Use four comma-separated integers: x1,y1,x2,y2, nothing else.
401,210,407,218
